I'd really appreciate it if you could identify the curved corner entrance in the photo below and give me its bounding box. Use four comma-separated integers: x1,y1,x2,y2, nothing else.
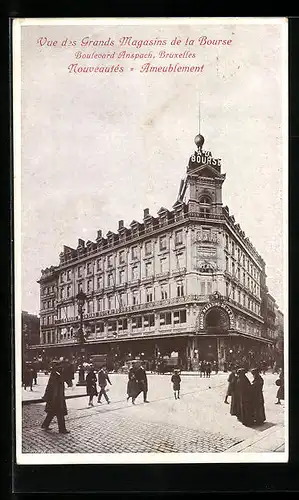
195,302,235,367
205,307,230,333
199,302,235,331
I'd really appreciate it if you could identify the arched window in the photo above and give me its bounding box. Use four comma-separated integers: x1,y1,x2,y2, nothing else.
199,195,212,215
200,196,211,205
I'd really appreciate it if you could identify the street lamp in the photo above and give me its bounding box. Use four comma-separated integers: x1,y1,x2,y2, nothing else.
76,289,87,386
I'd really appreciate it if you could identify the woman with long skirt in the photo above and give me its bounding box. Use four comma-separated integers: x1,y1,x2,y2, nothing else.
86,366,98,407
225,368,237,404
251,368,266,425
275,369,284,404
127,370,139,405
232,368,255,427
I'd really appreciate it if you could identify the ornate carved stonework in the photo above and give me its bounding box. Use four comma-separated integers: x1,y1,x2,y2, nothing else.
197,301,235,331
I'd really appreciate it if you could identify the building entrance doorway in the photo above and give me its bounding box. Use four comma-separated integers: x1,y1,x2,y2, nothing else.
205,307,230,333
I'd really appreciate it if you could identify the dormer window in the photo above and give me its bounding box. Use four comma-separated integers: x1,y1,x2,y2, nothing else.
174,208,183,221
159,215,167,226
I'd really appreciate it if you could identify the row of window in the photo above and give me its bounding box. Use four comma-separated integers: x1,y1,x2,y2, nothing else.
225,257,260,294
266,328,276,339
225,282,261,315
58,255,185,298
41,299,55,310
57,284,185,318
236,318,261,336
41,309,188,344
225,235,261,281
41,315,55,326
59,232,185,283
41,330,56,344
41,285,55,296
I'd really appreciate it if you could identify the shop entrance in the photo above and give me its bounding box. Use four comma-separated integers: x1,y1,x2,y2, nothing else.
205,307,230,333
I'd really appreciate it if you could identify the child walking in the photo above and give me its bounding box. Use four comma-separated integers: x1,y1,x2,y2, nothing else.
171,369,181,400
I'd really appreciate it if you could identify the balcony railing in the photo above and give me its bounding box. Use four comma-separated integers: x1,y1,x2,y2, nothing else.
156,271,170,281
172,268,187,277
54,294,204,325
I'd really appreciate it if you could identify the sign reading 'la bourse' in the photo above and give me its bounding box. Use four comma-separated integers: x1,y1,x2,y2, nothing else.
188,150,222,172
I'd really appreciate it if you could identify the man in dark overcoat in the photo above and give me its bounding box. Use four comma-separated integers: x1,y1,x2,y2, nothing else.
41,361,69,434
134,362,149,403
97,366,112,404
23,364,34,390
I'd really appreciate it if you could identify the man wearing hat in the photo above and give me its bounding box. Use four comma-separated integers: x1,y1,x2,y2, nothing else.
41,359,70,434
171,369,181,400
134,361,149,403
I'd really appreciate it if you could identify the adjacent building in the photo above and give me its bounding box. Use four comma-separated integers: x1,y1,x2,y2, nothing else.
22,311,40,361
35,130,281,369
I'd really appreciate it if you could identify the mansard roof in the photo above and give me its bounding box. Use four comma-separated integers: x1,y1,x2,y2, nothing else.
157,206,169,214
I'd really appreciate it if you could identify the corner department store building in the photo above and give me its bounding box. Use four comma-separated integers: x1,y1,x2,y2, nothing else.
35,132,274,370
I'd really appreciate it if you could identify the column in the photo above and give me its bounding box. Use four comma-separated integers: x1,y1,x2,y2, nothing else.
186,337,195,371
127,317,132,335
217,337,226,371
154,311,159,332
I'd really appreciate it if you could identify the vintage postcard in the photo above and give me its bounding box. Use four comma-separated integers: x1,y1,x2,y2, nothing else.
14,17,288,464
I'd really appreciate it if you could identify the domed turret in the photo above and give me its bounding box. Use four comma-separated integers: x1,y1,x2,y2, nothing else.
194,134,205,151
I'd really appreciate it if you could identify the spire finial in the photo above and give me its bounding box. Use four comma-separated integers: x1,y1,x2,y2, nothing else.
198,94,201,135
194,94,205,152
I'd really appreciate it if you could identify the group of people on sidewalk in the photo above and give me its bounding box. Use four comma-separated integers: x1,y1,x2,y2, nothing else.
22,363,38,390
39,357,284,435
126,361,149,404
224,366,284,427
86,366,112,406
199,361,213,378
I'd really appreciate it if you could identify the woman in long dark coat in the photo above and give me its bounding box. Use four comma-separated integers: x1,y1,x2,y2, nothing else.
23,365,33,391
41,362,69,433
275,370,284,404
230,369,240,417
251,368,266,425
127,367,139,404
231,368,254,427
86,367,98,406
225,368,237,404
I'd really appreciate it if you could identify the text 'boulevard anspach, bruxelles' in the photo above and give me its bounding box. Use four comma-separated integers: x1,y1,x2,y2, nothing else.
74,50,196,60
67,63,205,74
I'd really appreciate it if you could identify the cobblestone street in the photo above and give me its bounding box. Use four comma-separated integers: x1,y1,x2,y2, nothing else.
21,372,286,457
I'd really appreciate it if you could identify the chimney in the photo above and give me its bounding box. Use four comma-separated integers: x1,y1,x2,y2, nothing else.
78,238,85,247
97,230,102,239
144,208,150,218
118,220,124,230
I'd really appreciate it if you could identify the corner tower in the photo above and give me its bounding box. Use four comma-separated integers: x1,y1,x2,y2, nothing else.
177,132,226,215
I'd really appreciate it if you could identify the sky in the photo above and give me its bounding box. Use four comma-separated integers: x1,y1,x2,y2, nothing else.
17,19,287,315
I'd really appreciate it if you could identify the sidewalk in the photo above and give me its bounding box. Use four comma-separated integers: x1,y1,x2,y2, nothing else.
21,373,86,404
21,371,286,456
225,423,286,454
21,370,224,404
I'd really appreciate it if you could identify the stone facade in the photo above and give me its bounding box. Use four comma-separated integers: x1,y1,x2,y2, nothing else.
36,133,278,369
